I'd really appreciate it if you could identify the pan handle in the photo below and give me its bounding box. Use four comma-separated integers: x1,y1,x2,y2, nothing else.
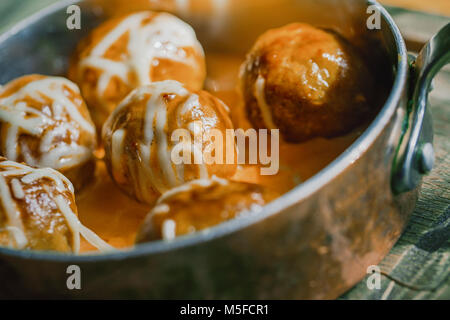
391,23,450,194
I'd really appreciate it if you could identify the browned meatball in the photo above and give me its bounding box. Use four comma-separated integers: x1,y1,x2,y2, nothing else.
240,23,375,143
0,158,113,253
136,177,278,242
0,158,80,252
0,74,97,191
68,11,206,131
102,80,237,205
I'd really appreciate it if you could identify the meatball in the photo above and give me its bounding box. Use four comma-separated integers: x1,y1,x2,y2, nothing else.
0,158,112,253
68,11,206,130
0,75,97,191
240,23,375,143
102,80,237,205
136,177,278,242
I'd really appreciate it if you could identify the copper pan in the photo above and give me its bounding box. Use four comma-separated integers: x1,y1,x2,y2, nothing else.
0,0,448,299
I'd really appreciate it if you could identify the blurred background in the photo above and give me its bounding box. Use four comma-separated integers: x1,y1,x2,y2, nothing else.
0,0,449,28
0,0,449,44
381,0,450,16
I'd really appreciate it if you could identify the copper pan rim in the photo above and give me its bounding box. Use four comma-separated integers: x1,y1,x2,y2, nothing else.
0,0,408,262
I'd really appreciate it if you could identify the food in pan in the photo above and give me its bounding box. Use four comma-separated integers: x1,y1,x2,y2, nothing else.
240,23,375,142
102,80,237,205
0,8,379,254
0,157,111,253
0,75,97,191
137,176,278,242
68,11,206,130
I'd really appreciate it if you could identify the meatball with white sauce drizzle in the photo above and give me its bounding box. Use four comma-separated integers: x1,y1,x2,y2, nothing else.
137,177,278,242
0,158,113,253
240,23,375,142
102,80,237,205
0,74,97,191
68,11,206,130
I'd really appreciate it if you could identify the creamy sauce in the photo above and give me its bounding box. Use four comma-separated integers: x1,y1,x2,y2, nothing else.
76,52,360,253
76,161,150,253
254,75,277,130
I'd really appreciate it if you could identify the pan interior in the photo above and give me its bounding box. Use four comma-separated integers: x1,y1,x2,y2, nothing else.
0,0,404,260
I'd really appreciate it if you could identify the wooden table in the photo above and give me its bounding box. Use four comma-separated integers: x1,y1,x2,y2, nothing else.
0,0,448,300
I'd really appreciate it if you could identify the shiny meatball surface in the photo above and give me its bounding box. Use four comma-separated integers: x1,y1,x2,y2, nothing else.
68,11,206,130
0,75,97,191
240,23,375,142
102,80,237,205
136,177,278,242
0,158,79,252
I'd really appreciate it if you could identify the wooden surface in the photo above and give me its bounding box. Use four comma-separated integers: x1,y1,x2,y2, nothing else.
0,0,448,300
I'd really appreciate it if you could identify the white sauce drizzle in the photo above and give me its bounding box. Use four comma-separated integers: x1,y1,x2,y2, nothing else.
152,203,170,215
54,195,81,253
186,121,208,179
161,219,176,241
0,226,28,248
111,129,126,183
107,81,221,203
10,178,24,199
78,11,204,110
147,176,229,240
21,168,74,193
0,159,113,253
254,75,277,130
141,82,188,195
0,175,27,248
78,224,115,252
156,175,228,204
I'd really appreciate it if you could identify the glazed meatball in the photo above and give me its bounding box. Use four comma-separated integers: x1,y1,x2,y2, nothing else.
0,158,98,253
136,177,278,242
240,23,375,143
102,80,237,205
0,75,97,190
68,11,206,130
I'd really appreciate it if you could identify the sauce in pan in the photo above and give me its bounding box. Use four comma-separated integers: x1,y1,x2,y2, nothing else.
76,52,362,253
0,1,391,254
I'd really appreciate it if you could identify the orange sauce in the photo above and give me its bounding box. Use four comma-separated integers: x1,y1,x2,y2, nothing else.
76,52,360,253
76,161,150,252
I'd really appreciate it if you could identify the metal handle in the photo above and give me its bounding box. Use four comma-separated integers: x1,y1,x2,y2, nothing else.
392,23,450,194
